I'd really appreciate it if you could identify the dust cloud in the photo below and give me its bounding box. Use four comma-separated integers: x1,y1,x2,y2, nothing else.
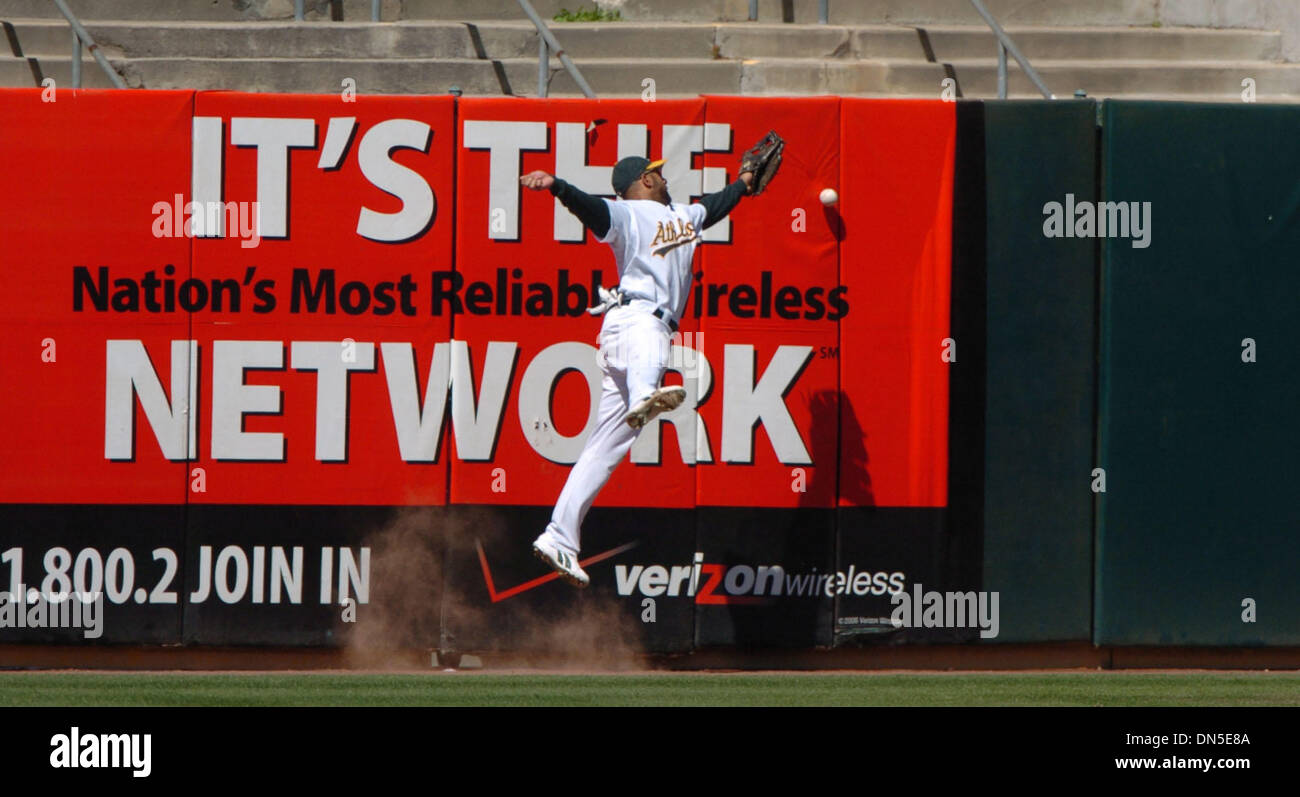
342,507,647,671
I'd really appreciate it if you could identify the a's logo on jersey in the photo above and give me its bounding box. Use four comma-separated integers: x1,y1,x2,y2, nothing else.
650,216,698,257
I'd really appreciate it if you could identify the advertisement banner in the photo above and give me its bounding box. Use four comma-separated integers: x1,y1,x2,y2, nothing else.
0,506,185,644
0,89,194,504
838,99,954,509
696,96,841,509
831,99,956,644
187,92,457,506
0,91,961,651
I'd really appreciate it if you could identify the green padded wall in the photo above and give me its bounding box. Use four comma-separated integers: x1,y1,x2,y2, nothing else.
981,101,1098,642
1096,101,1300,645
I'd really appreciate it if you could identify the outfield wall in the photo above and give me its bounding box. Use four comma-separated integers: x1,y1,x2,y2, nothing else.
0,90,1290,654
979,101,1097,644
1094,102,1300,646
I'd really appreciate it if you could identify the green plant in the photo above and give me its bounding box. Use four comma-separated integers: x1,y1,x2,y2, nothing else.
553,6,623,22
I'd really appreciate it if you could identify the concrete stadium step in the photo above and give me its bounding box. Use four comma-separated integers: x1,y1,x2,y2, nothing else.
854,26,1280,62
873,59,1300,101
717,24,1282,61
3,53,1293,103
0,55,123,88
1,11,1292,102
736,58,889,96
3,0,246,21
2,20,480,58
103,56,741,95
4,0,1165,25
2,20,1281,63
405,0,1162,26
0,20,719,59
0,0,392,22
8,50,1298,102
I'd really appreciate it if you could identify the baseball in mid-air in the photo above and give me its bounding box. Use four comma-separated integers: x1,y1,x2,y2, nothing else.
819,188,839,206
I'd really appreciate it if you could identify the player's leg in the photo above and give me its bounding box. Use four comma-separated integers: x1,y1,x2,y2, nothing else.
544,368,638,557
543,313,638,556
534,359,631,586
624,314,684,428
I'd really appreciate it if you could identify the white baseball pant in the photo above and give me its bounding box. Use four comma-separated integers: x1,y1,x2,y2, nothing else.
546,305,671,555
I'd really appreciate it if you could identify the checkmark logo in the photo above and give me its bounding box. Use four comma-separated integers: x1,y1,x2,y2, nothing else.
476,539,638,602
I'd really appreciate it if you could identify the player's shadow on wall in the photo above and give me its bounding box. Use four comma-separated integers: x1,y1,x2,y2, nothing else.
709,390,872,650
802,390,874,508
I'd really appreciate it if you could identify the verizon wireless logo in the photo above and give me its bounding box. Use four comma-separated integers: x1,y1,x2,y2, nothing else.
615,555,905,605
475,544,903,606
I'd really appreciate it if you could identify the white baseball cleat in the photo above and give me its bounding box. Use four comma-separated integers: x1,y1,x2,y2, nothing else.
624,385,687,429
532,533,589,588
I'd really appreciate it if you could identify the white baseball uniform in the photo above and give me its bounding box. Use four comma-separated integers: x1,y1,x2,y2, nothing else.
544,197,708,556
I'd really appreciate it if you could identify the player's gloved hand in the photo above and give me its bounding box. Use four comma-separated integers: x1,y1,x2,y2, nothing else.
520,170,555,191
739,131,785,196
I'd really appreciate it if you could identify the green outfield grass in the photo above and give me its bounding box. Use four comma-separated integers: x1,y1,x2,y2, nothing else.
0,671,1297,707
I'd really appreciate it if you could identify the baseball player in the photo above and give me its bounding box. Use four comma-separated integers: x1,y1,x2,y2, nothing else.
520,136,782,587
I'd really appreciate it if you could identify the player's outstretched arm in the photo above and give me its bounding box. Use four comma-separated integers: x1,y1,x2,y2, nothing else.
520,170,612,239
696,172,754,230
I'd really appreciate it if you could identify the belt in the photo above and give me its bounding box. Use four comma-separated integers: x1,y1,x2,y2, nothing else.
618,294,678,332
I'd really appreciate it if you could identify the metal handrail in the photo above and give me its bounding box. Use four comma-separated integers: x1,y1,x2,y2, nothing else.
967,0,1054,99
517,0,596,98
287,0,589,97
50,0,126,88
743,0,1053,99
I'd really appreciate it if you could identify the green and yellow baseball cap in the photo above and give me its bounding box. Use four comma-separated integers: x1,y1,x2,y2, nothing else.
611,156,665,196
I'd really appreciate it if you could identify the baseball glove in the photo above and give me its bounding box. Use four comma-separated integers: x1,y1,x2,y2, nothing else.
739,130,785,196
